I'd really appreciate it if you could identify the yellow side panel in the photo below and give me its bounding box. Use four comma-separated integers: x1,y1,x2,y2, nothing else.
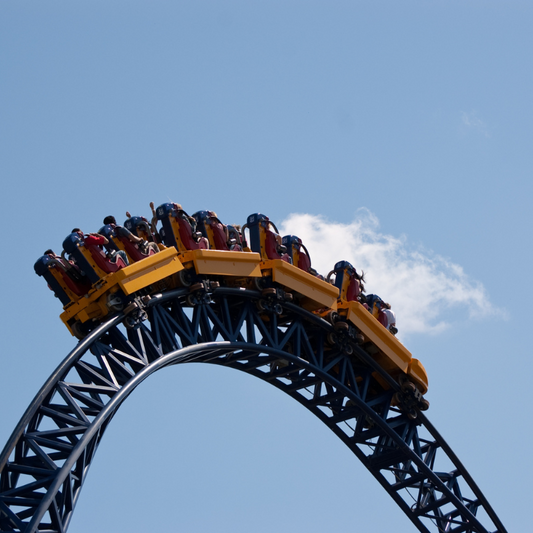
60,276,121,323
408,358,429,394
116,248,184,295
181,249,263,277
61,300,105,334
264,259,339,311
342,301,411,373
60,248,182,323
76,301,108,323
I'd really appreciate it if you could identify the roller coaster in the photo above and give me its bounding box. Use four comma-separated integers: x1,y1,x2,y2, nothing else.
0,203,507,533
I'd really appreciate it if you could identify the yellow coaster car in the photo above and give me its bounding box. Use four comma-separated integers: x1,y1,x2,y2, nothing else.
338,300,428,395
35,243,184,337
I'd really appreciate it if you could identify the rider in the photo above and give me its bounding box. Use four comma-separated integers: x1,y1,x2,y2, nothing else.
365,294,397,334
383,307,398,335
103,216,159,255
72,228,129,266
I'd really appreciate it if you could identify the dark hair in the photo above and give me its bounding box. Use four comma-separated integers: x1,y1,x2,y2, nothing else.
44,249,54,255
71,228,81,233
103,215,116,225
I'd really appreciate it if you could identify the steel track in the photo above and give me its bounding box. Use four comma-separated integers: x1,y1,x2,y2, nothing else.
0,287,507,533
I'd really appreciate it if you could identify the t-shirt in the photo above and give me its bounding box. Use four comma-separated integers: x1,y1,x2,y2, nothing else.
115,225,136,240
383,308,396,328
84,234,106,246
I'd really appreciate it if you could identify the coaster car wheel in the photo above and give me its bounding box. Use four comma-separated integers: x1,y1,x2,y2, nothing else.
179,269,193,287
106,293,124,312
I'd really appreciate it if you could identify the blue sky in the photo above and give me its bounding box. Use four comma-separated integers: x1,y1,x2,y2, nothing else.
1,2,531,531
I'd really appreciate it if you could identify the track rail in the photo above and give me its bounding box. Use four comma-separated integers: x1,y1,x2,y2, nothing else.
0,287,507,533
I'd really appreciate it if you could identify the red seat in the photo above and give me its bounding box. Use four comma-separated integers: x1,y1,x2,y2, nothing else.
297,252,311,273
175,214,209,250
85,244,127,274
265,230,290,263
52,260,91,297
118,236,156,262
211,220,230,250
345,279,360,302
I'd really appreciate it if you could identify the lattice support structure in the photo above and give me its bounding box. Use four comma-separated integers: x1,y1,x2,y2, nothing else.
0,287,507,533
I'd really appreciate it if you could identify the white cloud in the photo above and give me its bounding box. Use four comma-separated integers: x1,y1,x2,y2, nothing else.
461,110,490,138
279,210,503,337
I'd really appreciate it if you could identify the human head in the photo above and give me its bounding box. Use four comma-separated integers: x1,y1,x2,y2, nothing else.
103,215,116,225
44,249,54,256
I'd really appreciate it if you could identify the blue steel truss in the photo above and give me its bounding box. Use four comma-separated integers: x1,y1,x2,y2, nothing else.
0,286,507,533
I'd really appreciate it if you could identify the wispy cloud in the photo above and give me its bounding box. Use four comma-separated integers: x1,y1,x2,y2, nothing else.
279,210,504,337
460,110,490,138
